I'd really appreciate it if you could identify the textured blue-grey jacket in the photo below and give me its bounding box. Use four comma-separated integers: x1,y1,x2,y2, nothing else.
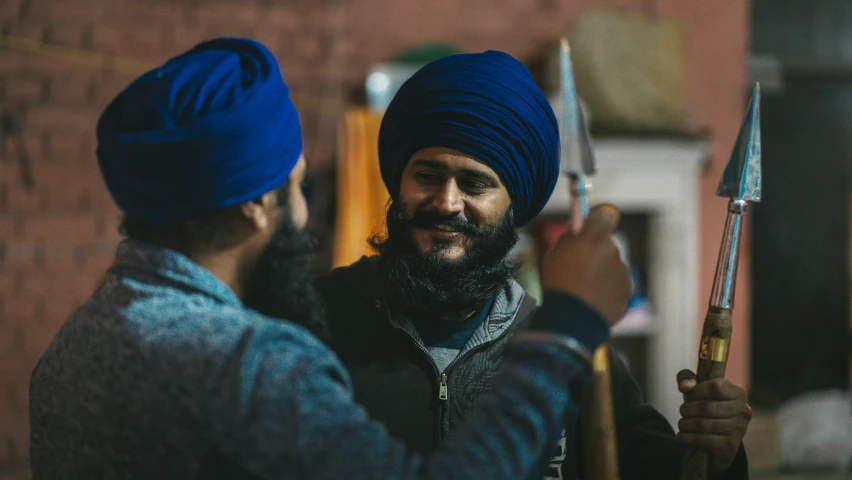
29,240,609,479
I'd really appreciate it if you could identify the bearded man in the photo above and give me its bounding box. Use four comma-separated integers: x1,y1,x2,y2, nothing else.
28,38,633,479
317,50,753,480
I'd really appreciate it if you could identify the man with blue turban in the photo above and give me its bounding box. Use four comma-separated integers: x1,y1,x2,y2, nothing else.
317,51,751,479
28,38,635,479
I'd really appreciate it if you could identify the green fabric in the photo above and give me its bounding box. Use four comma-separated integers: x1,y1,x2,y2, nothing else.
391,43,463,66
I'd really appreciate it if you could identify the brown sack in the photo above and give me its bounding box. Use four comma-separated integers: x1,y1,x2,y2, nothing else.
565,9,690,134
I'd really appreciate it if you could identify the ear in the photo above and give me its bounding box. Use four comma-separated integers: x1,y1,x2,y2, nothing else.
240,190,278,232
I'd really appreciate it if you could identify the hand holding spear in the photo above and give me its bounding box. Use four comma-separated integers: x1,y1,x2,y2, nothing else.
559,38,621,480
680,83,761,480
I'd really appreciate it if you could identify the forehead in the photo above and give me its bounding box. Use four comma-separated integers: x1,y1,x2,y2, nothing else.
406,147,500,177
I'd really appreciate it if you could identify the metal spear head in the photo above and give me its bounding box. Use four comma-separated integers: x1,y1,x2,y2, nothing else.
717,83,761,202
559,38,597,177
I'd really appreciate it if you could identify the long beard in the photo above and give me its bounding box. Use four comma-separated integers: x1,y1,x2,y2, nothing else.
242,216,329,342
370,203,519,321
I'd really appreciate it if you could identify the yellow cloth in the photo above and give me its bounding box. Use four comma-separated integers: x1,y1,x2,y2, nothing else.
333,107,390,268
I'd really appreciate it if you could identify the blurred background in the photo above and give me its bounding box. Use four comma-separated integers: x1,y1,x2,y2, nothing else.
0,0,850,478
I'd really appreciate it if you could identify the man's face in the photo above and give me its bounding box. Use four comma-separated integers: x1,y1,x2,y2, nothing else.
397,147,512,262
372,147,518,320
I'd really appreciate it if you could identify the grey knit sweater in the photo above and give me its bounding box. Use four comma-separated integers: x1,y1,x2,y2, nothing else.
29,240,604,479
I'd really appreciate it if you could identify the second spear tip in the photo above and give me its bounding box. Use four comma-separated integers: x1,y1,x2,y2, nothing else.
716,82,761,202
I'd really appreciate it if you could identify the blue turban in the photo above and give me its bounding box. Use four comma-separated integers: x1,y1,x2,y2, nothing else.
96,38,302,226
378,50,559,226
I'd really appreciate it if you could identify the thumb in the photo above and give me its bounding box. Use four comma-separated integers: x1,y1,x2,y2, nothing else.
677,369,697,394
580,204,620,241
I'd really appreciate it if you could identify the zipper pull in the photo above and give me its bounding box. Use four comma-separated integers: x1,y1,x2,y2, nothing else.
438,373,448,401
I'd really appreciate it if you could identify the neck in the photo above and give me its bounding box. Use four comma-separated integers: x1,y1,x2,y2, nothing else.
191,250,246,300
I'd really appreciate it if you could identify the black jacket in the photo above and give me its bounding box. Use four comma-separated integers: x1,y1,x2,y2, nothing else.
317,256,748,479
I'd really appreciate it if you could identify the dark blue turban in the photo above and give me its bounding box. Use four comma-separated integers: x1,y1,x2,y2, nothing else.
378,50,559,226
96,38,302,226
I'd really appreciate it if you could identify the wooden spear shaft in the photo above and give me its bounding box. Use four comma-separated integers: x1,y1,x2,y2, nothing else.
568,175,620,480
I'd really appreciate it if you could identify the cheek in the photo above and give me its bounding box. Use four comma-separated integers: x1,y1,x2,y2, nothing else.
470,198,510,226
290,187,308,229
485,192,513,224
396,190,423,218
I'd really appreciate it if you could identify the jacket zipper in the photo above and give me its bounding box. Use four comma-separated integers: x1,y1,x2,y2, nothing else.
395,326,445,446
378,294,446,446
437,373,449,444
379,292,527,445
433,327,518,443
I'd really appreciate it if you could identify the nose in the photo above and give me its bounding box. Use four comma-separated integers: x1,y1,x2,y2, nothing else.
429,180,464,216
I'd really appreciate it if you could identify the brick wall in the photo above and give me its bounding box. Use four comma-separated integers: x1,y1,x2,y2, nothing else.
0,0,749,475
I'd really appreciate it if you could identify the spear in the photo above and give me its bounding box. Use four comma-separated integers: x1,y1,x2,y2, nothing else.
680,83,761,480
559,38,620,480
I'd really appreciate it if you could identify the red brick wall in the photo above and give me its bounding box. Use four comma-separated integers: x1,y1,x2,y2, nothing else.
0,0,749,475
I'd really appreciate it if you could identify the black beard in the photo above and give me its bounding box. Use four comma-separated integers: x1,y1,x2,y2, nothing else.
242,215,329,342
369,202,519,321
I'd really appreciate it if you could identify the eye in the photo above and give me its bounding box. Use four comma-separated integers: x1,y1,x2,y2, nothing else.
462,181,488,193
416,172,441,183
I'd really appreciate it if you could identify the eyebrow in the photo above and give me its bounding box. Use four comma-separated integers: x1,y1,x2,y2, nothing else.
410,158,499,185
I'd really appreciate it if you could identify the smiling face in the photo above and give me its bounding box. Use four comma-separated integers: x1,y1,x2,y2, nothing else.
371,147,520,320
397,147,513,261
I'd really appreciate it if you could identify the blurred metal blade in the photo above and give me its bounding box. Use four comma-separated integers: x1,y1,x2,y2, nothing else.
560,38,597,177
577,104,596,175
717,83,761,202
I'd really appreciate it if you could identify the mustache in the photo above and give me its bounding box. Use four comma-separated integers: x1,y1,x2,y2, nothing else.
405,210,496,237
